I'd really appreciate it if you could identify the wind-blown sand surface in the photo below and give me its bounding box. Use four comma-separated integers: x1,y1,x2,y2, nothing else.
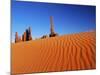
12,31,96,74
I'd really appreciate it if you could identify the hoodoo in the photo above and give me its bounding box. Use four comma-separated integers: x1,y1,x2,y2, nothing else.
15,32,19,43
49,16,58,37
15,27,32,43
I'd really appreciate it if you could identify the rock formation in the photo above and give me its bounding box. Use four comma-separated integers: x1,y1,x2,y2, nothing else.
15,32,19,43
15,32,22,43
15,27,32,43
49,16,58,37
41,35,48,39
28,27,32,40
25,27,32,41
14,16,59,43
22,32,26,41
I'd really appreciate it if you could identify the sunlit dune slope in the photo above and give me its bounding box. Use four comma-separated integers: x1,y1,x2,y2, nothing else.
12,31,96,74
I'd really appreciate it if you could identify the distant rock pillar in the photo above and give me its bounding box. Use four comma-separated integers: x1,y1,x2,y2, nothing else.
28,27,32,40
23,32,26,41
15,32,19,43
50,16,55,35
26,29,29,41
49,16,58,37
25,27,32,41
22,32,26,41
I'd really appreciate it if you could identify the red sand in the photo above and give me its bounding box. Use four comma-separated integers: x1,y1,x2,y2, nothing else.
12,31,96,74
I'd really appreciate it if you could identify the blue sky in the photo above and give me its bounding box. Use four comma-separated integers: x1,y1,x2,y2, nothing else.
11,0,96,42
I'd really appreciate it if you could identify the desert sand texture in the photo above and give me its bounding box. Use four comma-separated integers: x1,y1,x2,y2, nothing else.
12,31,96,74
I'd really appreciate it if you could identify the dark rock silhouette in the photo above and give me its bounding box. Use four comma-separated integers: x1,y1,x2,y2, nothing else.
26,29,29,41
41,35,48,39
49,16,58,37
25,27,32,41
22,32,26,41
28,27,32,40
15,32,19,43
15,27,32,43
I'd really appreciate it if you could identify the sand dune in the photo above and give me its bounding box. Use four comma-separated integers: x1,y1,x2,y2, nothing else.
12,31,96,74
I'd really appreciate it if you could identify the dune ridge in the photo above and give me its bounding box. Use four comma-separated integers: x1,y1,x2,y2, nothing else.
12,31,96,74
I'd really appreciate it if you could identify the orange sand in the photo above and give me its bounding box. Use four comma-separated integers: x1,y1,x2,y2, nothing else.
12,31,96,74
